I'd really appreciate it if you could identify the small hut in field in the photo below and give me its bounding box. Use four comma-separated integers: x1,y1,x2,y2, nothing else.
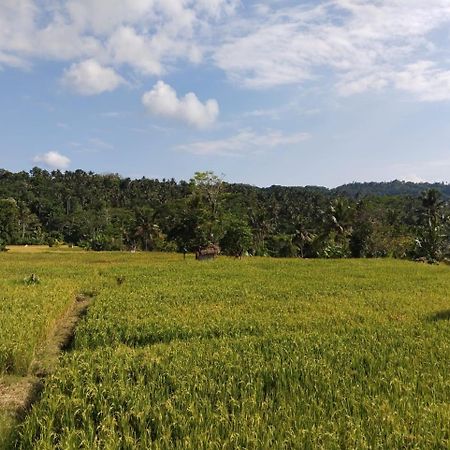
195,244,220,260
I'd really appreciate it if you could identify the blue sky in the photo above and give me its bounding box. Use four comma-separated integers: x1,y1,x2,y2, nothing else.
1,0,450,187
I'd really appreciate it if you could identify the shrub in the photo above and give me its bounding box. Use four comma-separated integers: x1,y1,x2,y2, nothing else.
23,273,40,285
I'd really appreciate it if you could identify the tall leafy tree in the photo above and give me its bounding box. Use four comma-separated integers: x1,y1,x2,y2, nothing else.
220,218,253,256
188,171,226,247
0,198,19,245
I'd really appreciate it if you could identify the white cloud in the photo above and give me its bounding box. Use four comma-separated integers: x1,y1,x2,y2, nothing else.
65,0,155,35
176,129,310,156
0,0,236,93
337,61,450,101
61,59,124,95
99,111,128,118
0,51,29,69
33,151,71,169
3,1,450,102
107,26,162,76
195,0,239,18
336,72,391,96
392,61,450,102
142,81,219,128
214,0,450,101
241,102,318,120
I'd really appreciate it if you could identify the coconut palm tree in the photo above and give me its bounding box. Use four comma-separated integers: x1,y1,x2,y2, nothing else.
416,189,448,261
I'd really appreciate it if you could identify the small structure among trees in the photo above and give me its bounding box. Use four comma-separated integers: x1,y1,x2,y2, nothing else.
0,168,449,261
195,243,220,260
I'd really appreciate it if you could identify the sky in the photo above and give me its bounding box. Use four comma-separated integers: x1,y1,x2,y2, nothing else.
1,0,450,187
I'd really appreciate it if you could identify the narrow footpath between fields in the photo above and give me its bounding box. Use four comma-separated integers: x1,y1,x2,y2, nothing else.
0,291,95,447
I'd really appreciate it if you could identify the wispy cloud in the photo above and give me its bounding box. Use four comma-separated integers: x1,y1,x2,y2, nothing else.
214,0,450,101
392,61,450,102
98,111,129,119
68,137,114,153
3,0,450,103
176,129,310,156
242,103,321,120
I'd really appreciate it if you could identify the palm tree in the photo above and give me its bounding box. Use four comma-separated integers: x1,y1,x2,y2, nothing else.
134,207,157,251
416,189,448,261
293,223,315,258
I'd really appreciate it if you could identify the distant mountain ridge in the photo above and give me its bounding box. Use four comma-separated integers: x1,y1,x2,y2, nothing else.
331,180,450,199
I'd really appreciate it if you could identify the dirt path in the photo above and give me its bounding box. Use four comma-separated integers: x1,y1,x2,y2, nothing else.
0,292,94,432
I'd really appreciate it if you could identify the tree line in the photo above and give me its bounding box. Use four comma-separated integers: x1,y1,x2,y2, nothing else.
0,168,449,262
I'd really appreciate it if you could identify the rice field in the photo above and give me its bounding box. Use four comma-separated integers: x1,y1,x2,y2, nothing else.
0,252,80,376
1,250,449,448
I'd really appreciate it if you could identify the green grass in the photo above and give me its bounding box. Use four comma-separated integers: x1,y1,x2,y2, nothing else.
0,252,94,376
1,252,449,448
0,413,16,450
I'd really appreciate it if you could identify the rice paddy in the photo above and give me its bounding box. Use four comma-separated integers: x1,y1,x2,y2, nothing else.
1,249,449,448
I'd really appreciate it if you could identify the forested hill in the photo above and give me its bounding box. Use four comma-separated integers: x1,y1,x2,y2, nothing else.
0,168,448,202
222,180,450,198
332,180,450,199
0,168,448,261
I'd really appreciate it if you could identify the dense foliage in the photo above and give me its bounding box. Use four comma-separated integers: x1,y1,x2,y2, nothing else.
0,168,449,260
335,180,450,199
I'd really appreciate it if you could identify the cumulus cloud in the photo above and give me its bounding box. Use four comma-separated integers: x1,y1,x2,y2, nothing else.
176,129,310,156
142,81,219,128
33,151,71,169
107,26,162,76
3,1,450,102
61,59,124,95
0,0,236,93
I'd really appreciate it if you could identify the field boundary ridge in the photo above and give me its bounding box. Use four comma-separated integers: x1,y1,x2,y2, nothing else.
0,291,96,444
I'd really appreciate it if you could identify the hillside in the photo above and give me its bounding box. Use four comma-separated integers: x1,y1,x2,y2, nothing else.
332,180,450,199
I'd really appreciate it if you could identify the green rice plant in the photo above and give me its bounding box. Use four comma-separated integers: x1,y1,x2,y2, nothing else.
17,329,450,449
12,254,450,448
0,252,103,375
